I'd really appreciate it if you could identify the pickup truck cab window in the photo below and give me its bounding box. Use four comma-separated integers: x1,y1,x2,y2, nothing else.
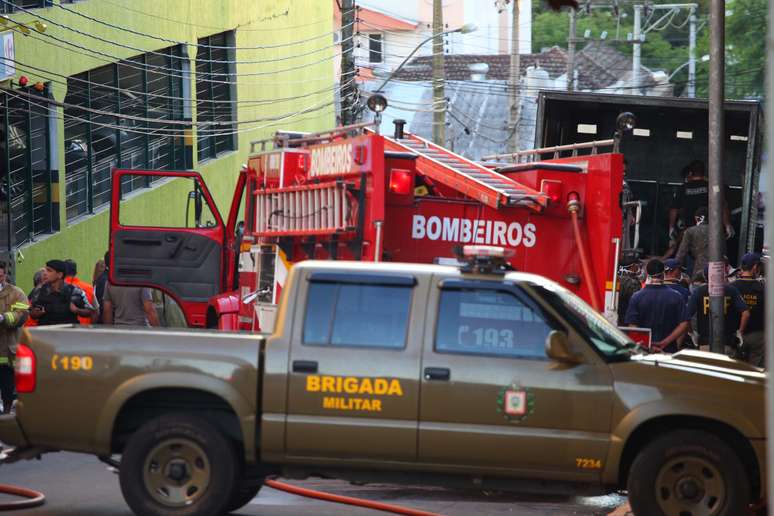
529,282,635,360
303,274,414,349
435,286,557,360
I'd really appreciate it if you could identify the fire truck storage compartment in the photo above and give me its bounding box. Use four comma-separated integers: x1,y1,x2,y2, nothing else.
536,92,763,264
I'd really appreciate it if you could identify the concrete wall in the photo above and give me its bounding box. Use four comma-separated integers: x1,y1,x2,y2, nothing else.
7,0,334,291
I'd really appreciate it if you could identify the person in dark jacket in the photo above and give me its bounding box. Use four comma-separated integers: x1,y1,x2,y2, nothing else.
625,259,686,353
731,253,765,367
29,260,96,325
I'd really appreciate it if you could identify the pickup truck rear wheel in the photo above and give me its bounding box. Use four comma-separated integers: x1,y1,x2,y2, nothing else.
627,429,749,516
225,483,263,513
119,414,237,516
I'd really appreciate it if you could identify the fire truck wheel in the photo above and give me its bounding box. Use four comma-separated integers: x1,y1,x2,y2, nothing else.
119,414,237,516
627,429,749,516
225,482,263,513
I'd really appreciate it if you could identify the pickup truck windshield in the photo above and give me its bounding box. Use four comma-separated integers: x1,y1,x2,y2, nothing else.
530,283,636,360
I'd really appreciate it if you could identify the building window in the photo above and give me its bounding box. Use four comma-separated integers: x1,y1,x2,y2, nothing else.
196,31,236,162
0,1,51,13
0,87,56,250
368,34,383,64
64,46,188,222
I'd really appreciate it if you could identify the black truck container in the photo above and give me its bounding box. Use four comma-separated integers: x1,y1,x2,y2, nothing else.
535,91,763,264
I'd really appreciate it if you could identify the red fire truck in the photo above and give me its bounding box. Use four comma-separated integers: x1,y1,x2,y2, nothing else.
109,117,627,332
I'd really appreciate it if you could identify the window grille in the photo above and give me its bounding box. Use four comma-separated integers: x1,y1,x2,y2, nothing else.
196,31,236,162
64,46,187,222
0,87,56,251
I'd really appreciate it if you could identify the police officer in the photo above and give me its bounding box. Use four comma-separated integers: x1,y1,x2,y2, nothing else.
732,253,765,367
0,262,28,414
676,207,719,277
617,254,642,326
668,160,734,243
664,264,750,355
663,258,690,304
29,260,96,325
624,259,686,353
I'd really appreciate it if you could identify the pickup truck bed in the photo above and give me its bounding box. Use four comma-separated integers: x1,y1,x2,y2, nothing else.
14,325,264,462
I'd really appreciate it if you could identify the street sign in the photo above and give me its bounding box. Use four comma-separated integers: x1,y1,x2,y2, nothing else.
0,32,15,81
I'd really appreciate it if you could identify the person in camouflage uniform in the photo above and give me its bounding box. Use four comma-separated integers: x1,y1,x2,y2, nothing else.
0,262,29,413
676,207,718,277
617,255,642,326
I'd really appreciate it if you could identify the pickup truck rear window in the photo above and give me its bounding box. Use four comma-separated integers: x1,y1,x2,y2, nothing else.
435,287,556,360
303,282,412,349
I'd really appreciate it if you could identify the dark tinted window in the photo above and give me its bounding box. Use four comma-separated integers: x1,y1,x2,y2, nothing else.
435,287,556,359
368,34,383,63
303,282,412,349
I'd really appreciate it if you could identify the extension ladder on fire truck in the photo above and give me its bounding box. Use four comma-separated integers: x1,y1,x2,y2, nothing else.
382,131,547,212
255,181,352,237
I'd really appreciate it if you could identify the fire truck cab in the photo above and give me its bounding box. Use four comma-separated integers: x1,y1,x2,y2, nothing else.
109,119,626,332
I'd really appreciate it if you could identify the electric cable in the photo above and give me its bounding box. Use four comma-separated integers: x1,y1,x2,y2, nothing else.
96,0,324,32
1,1,347,68
0,56,352,112
2,87,340,139
53,2,352,51
19,28,341,84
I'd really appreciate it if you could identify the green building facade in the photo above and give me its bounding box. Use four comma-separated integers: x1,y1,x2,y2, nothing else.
0,0,335,292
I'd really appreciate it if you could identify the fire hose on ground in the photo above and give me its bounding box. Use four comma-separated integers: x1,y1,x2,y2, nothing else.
265,478,441,516
0,483,45,511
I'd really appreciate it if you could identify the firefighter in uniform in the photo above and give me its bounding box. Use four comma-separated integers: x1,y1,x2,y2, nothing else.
0,261,29,414
732,253,766,367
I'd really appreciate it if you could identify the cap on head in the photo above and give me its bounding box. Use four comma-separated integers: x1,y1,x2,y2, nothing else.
46,259,67,275
664,258,684,272
694,206,708,219
646,258,665,277
740,252,762,270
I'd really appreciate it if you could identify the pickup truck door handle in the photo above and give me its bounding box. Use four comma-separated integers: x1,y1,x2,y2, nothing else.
424,367,450,381
292,360,318,373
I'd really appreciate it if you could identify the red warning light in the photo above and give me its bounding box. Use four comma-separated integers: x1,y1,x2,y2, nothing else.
541,179,563,205
389,169,412,195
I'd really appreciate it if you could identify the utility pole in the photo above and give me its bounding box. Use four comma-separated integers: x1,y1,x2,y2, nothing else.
688,6,696,97
508,0,521,153
707,0,725,353
632,5,642,94
566,9,576,92
432,0,446,145
339,0,356,125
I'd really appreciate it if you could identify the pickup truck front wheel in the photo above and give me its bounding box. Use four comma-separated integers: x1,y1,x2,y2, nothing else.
627,429,749,516
119,414,237,516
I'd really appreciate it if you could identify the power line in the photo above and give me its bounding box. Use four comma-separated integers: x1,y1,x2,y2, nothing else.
1,1,347,68
53,1,347,51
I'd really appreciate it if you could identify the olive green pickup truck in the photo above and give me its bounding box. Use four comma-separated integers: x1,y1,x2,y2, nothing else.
0,260,766,516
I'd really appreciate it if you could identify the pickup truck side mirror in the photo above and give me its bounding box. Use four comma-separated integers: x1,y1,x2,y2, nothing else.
545,330,582,364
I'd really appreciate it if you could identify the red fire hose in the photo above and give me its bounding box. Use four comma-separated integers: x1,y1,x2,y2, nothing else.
0,484,45,511
567,196,601,311
265,478,441,516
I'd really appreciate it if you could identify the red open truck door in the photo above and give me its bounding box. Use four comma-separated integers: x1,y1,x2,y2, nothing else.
109,169,225,328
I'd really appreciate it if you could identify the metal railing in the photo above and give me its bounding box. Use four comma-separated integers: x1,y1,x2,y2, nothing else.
482,139,616,163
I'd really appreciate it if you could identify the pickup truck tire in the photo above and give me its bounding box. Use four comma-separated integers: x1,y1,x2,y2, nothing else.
627,429,749,516
119,414,238,516
225,483,263,513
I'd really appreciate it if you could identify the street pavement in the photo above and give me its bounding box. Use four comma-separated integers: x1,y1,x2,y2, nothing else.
0,452,628,515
